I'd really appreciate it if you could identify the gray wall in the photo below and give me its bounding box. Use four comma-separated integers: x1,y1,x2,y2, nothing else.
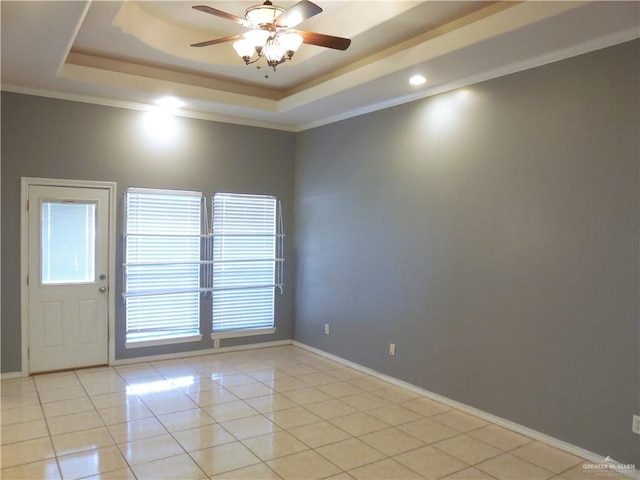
1,94,296,369
294,40,639,465
2,40,638,466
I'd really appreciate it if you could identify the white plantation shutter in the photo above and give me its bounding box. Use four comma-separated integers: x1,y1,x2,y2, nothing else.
124,189,202,343
212,193,282,334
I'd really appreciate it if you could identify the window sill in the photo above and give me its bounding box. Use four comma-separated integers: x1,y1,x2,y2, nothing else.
211,327,276,340
125,334,203,349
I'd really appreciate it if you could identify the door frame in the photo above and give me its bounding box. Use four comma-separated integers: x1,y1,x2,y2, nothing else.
21,177,117,376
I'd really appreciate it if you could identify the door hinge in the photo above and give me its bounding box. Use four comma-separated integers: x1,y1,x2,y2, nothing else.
26,275,29,286
26,200,29,212
27,347,30,359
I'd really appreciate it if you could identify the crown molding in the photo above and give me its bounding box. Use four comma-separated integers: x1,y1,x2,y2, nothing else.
0,84,297,132
3,27,637,134
296,28,640,132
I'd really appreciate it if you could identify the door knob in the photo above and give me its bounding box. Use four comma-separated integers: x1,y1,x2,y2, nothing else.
99,287,107,293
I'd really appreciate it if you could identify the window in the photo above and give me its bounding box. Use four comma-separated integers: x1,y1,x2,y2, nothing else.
211,193,283,337
124,188,202,347
41,201,96,284
123,188,284,346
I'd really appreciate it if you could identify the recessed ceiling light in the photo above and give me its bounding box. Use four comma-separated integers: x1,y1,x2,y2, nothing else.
409,75,427,86
156,96,184,109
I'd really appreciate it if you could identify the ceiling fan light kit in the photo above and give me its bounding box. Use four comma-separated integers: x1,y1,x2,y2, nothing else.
233,31,303,69
192,0,351,72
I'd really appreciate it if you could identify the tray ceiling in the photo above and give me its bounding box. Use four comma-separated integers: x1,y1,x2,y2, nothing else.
2,1,639,131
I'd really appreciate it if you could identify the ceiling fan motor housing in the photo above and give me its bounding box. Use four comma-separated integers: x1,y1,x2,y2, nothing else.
245,1,285,28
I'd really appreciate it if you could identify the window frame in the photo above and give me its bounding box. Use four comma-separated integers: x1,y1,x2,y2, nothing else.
123,187,204,349
209,192,283,339
121,188,285,348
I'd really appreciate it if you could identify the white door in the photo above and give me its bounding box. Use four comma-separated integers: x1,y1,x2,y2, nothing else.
28,185,110,373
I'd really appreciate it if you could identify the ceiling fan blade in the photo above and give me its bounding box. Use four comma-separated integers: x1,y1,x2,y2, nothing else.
192,5,251,28
294,30,351,50
275,0,322,28
191,34,244,48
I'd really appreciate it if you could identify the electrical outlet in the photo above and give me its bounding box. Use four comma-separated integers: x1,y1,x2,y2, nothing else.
324,324,330,335
633,415,640,435
213,338,220,349
389,343,396,356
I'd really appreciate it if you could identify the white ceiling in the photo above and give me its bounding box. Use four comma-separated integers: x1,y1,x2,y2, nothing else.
2,1,639,131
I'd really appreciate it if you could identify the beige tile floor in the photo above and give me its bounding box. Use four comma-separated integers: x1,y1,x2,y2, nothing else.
0,345,625,479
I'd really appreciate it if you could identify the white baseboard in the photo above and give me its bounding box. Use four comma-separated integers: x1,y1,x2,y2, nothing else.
3,338,636,478
2,340,294,375
293,341,639,479
0,340,292,374
111,339,293,366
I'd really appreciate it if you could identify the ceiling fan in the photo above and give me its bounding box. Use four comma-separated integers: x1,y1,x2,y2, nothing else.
190,0,351,71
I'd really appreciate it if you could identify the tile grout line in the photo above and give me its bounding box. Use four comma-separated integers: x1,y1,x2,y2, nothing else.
115,363,204,480
2,375,63,478
2,346,607,480
75,366,137,480
238,349,405,478
142,348,507,479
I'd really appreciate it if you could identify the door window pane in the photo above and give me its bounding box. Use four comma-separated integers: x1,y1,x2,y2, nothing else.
41,201,96,284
